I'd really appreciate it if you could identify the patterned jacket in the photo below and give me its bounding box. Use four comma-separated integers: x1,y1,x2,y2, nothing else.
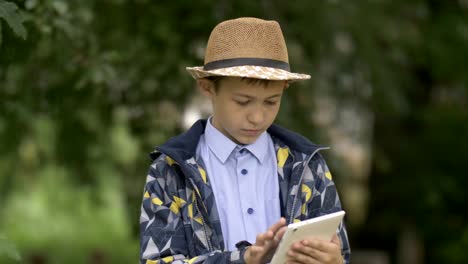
140,119,350,264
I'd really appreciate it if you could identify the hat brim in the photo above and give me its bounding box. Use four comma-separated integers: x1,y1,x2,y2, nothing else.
186,65,310,81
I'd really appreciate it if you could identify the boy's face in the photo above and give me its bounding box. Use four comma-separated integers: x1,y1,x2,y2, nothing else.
198,77,287,145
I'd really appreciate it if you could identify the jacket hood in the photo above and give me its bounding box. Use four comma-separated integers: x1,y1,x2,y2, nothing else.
151,119,324,162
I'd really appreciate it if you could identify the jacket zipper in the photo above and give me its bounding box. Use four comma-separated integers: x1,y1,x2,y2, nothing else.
288,147,329,224
188,177,213,251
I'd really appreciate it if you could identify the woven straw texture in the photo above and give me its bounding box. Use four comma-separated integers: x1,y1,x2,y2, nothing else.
204,17,288,64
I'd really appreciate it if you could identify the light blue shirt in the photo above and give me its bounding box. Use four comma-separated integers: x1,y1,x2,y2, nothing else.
196,118,281,251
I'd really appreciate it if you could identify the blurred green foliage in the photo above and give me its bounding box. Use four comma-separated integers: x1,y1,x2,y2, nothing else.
1,0,467,263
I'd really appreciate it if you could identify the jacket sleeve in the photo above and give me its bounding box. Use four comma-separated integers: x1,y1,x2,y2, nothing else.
139,155,248,264
309,154,351,264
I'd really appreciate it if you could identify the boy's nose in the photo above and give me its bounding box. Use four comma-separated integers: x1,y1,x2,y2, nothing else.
247,109,265,125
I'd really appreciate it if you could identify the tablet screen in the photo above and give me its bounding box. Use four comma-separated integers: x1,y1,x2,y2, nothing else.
270,211,345,264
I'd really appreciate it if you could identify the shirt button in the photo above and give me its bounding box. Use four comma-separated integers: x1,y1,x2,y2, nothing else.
241,169,248,175
247,208,254,214
240,149,245,154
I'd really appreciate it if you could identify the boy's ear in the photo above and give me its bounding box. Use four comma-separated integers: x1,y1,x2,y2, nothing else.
197,78,216,98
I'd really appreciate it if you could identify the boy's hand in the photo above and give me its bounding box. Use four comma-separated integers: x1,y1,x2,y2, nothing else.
244,218,287,264
285,234,343,264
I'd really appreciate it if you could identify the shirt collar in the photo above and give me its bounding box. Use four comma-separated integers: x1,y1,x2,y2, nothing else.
204,117,269,164
243,131,269,164
205,118,238,164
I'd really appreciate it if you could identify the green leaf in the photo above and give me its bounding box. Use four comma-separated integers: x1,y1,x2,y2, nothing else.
52,1,68,15
0,0,27,39
0,234,21,261
25,0,38,10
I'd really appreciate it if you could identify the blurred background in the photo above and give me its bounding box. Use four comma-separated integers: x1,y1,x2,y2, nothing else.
1,0,467,263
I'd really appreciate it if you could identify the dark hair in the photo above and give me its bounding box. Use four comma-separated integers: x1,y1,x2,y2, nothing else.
206,76,273,91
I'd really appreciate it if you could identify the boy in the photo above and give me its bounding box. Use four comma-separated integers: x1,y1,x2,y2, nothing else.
140,17,350,264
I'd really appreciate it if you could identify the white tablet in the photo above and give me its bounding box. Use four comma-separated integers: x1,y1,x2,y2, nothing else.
270,210,345,264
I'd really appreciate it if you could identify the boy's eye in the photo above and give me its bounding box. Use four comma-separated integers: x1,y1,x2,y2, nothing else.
265,101,278,106
235,100,250,106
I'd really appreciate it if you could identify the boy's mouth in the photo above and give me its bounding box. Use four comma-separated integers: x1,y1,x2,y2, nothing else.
242,129,262,136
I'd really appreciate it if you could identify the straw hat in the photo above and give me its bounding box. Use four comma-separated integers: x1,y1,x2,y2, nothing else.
186,17,310,81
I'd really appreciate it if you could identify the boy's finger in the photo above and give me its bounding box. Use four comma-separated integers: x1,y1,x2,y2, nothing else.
331,233,341,246
255,232,267,246
268,217,286,234
273,226,287,243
